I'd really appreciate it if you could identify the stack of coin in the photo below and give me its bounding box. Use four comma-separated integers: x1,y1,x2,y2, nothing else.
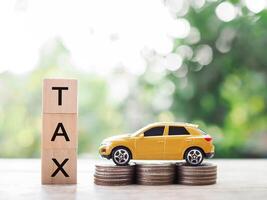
94,164,135,186
136,163,175,185
177,162,217,185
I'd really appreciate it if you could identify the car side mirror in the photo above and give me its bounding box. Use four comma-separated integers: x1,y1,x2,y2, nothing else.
139,133,144,138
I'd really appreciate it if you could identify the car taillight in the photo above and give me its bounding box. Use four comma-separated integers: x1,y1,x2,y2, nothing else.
204,137,212,142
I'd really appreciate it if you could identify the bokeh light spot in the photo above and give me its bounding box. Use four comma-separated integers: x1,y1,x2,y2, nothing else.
194,44,213,66
164,53,183,71
215,2,237,22
245,0,266,13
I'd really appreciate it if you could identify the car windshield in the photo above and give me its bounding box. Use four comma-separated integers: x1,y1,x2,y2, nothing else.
131,125,150,137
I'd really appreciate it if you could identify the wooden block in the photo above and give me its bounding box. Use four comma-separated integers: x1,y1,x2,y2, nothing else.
42,78,78,184
42,113,77,149
41,148,77,184
43,79,77,114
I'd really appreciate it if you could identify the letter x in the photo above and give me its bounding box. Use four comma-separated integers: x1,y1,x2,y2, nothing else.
51,158,69,177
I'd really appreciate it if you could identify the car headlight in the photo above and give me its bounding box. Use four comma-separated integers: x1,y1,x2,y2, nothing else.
101,141,112,146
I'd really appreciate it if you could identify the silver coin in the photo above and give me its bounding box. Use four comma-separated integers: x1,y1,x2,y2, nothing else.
179,179,217,185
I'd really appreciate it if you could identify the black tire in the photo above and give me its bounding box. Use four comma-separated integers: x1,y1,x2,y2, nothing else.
111,147,131,166
184,147,204,166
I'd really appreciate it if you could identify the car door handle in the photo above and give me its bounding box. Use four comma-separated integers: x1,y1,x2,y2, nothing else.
157,141,164,143
185,139,192,142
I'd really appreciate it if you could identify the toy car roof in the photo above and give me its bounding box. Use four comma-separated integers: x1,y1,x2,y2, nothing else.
148,122,199,128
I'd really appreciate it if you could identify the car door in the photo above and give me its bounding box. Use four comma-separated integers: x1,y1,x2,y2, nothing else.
164,126,191,159
134,126,166,159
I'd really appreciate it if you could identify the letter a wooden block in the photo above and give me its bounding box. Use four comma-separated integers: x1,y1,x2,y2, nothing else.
42,78,78,184
42,114,77,149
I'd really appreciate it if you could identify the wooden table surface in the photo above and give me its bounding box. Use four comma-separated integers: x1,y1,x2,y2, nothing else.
0,159,266,200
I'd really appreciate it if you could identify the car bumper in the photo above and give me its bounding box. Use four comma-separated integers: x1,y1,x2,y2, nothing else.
205,152,215,159
99,145,112,158
101,154,111,159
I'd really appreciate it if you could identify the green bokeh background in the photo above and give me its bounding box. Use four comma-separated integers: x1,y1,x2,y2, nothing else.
0,1,267,158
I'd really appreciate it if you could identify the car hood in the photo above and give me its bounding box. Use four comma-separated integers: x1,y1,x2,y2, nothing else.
102,134,131,143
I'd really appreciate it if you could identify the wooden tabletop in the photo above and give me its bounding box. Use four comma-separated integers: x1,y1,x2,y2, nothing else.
0,159,266,199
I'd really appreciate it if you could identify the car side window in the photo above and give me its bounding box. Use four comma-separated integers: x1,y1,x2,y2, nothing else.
144,126,164,137
168,126,190,135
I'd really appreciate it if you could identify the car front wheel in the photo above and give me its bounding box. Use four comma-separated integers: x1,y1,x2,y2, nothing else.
185,148,204,166
112,147,131,166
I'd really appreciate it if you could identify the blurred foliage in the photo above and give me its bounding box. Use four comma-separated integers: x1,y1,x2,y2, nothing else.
136,1,267,158
0,39,126,157
0,1,267,158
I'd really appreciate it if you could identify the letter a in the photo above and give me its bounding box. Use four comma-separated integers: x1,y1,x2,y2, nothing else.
51,123,70,141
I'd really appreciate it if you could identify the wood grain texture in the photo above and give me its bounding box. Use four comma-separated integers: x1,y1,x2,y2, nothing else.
41,149,77,184
0,159,267,200
42,113,77,149
42,78,78,185
43,79,77,114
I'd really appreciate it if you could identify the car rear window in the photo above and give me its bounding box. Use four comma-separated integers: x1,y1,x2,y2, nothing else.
168,126,190,135
198,129,207,135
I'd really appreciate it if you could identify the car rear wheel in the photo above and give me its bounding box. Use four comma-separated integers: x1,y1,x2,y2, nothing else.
112,147,131,166
185,148,204,166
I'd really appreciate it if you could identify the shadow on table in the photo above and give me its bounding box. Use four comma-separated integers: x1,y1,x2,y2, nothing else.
41,185,77,199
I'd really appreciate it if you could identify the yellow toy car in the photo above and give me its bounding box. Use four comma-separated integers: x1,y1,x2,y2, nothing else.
99,122,215,166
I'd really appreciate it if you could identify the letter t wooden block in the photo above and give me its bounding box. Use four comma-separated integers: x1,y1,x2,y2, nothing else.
42,79,78,184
